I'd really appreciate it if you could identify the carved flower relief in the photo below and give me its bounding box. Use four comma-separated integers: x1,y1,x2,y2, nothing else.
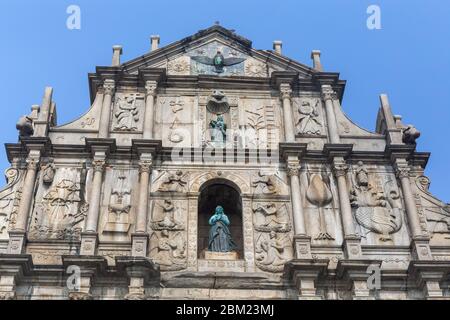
167,58,190,75
244,61,267,77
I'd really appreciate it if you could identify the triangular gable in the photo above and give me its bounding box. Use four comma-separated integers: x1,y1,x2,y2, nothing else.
120,25,315,78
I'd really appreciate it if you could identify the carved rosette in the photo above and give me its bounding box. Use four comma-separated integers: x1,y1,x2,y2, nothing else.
279,84,292,101
145,81,158,97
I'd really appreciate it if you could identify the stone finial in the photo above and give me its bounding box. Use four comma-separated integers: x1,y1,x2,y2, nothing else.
273,40,282,55
311,50,323,71
151,35,160,51
112,45,123,67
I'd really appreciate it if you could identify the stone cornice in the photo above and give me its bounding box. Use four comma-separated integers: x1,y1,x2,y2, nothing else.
85,138,117,155
279,142,308,160
131,139,162,156
323,143,354,160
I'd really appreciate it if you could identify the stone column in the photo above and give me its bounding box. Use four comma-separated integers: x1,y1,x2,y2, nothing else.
143,81,157,139
7,153,40,254
333,159,362,258
321,85,340,144
396,165,421,237
98,79,115,138
280,83,295,142
332,161,355,236
287,158,306,235
395,160,432,260
132,156,153,257
286,156,313,259
84,160,105,233
80,158,105,256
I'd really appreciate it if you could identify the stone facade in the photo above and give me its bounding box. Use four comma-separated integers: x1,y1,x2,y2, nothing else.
0,25,449,300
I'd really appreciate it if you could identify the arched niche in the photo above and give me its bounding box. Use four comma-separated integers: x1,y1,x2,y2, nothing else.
197,178,243,258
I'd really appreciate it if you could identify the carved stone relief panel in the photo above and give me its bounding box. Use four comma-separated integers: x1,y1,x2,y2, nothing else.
187,197,198,271
251,170,289,197
253,201,293,273
29,167,88,240
99,168,139,241
188,41,246,76
412,175,450,244
349,162,409,245
239,98,280,149
293,98,324,136
153,170,189,193
299,164,343,244
112,93,145,132
149,200,188,271
244,58,268,77
0,167,23,239
167,56,191,76
156,96,194,147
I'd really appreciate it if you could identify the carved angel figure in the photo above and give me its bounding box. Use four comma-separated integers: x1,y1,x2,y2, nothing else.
252,171,277,194
152,200,183,230
114,96,139,131
296,100,321,135
253,203,290,232
158,171,187,192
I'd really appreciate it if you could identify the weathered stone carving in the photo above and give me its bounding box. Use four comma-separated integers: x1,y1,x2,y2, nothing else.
255,231,292,272
167,58,190,75
350,163,403,241
306,167,334,240
158,171,188,192
68,292,93,300
252,170,278,194
295,99,322,135
16,115,34,137
402,124,420,145
206,90,229,115
151,200,183,231
253,202,291,232
245,61,267,77
0,168,22,236
30,179,88,240
191,51,245,74
41,159,55,185
150,229,186,271
114,95,140,131
103,175,132,235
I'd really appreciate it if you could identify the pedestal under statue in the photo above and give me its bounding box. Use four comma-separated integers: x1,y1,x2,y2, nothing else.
206,205,237,260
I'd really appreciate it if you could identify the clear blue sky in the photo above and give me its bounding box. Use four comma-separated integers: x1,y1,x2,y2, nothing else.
0,0,449,202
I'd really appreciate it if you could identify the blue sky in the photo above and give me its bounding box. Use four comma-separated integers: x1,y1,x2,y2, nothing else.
0,0,449,202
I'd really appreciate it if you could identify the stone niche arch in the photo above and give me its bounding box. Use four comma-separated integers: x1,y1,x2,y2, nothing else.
197,178,244,258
